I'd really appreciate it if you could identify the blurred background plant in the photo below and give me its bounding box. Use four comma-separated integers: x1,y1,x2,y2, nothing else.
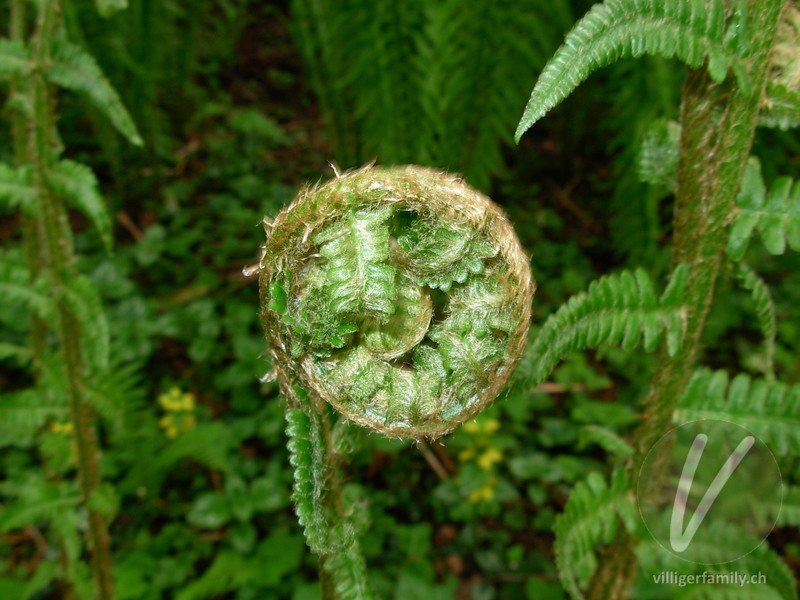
0,1,798,599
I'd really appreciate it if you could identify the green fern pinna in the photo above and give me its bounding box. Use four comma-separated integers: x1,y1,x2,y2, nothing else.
261,1,800,599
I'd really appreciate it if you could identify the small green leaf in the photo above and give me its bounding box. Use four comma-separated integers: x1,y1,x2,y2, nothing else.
95,0,128,18
0,163,35,213
187,493,231,529
0,39,30,80
87,483,120,521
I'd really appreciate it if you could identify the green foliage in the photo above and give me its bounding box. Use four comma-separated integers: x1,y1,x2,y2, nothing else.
47,39,143,146
0,163,35,212
285,408,330,553
0,257,51,320
761,80,800,129
0,38,29,79
291,0,569,189
577,425,633,458
735,263,776,378
47,160,113,252
63,275,110,374
636,521,798,600
637,118,680,192
554,468,637,600
518,265,688,387
675,369,800,455
316,207,397,321
727,157,800,260
516,0,751,139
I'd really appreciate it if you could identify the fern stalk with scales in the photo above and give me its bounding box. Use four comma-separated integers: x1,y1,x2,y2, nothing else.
1,0,142,597
515,1,791,598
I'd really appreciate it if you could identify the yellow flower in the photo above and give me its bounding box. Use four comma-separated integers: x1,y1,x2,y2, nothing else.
50,421,74,436
463,418,500,436
158,408,197,439
477,446,503,470
158,387,196,413
468,477,496,503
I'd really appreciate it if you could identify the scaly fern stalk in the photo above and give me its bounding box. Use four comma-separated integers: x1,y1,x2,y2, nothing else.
10,0,49,371
26,1,116,598
587,2,785,599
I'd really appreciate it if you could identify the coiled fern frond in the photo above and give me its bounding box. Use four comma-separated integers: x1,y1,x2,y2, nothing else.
259,165,534,439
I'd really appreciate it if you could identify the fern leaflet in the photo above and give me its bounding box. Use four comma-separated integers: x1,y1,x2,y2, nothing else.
0,163,35,212
637,521,797,600
637,118,680,192
577,425,633,458
0,39,30,79
47,40,143,146
516,0,750,139
48,160,113,252
675,369,800,455
735,263,776,379
554,468,637,600
63,275,110,374
315,206,397,321
727,157,800,260
517,265,688,388
761,81,800,129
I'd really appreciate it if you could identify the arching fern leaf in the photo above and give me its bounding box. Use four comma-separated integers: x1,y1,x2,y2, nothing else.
517,265,688,388
675,369,800,455
555,468,637,600
728,157,800,260
47,40,143,146
516,0,752,139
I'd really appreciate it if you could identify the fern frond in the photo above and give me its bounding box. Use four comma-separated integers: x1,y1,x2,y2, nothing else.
0,258,52,320
47,40,143,146
316,206,397,321
0,493,81,534
0,39,30,79
324,540,376,600
0,163,35,213
637,119,680,192
675,369,800,455
778,486,800,527
174,552,254,600
62,275,110,374
519,265,688,388
47,160,113,252
735,263,776,379
516,0,749,139
0,389,68,446
727,157,800,260
577,425,634,458
285,407,331,554
286,407,376,599
637,521,797,600
555,468,637,600
761,81,800,129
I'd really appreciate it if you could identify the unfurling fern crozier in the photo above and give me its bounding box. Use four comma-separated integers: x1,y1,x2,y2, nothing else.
259,165,534,439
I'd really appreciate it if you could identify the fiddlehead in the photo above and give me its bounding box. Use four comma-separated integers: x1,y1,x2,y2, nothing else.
259,165,534,439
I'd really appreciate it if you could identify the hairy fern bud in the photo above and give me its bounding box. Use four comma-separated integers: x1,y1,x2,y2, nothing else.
259,165,534,439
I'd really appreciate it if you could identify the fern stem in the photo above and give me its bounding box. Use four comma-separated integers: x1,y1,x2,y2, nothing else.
587,2,785,598
27,1,117,598
10,0,49,370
